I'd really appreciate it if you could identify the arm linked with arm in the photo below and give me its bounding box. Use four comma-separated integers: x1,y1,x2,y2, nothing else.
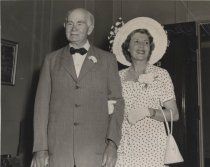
102,53,124,167
106,54,124,147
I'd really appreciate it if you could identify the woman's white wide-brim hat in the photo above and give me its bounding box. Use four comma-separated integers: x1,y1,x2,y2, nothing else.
112,17,168,66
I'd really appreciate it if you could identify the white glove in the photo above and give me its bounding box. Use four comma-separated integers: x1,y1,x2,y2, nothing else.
127,107,150,125
108,100,117,115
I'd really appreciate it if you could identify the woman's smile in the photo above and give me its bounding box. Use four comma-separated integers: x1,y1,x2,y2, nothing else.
135,49,145,54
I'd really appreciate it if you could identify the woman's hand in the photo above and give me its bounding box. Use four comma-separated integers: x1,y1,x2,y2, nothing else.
108,100,117,115
127,107,150,125
148,99,179,122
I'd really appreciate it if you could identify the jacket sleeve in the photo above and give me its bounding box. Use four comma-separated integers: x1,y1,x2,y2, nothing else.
106,54,124,147
33,55,51,152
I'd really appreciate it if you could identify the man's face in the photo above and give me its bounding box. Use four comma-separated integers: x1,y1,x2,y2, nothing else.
64,9,93,47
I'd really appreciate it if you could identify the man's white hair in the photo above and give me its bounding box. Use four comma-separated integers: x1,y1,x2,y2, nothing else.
65,8,95,27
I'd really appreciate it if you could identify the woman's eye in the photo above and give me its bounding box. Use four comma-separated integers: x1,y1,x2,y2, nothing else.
145,41,149,45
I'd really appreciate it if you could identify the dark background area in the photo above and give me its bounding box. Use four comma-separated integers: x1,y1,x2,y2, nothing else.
1,0,210,167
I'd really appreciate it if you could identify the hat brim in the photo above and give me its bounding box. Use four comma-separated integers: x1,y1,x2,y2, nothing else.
112,17,168,66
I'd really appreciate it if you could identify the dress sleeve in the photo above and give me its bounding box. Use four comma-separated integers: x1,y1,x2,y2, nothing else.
159,69,176,104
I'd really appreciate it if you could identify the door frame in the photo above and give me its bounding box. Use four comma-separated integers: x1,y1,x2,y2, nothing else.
196,21,210,167
196,21,204,167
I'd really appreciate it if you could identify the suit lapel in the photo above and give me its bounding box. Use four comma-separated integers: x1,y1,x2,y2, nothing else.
61,46,77,82
78,46,97,81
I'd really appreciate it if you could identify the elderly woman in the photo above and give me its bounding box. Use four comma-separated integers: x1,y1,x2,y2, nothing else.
112,17,179,167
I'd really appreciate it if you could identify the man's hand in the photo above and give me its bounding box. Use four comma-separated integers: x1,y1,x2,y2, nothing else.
30,150,49,167
102,140,117,167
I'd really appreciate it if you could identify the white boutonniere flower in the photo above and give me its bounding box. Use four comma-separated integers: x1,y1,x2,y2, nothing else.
138,73,158,88
88,56,97,63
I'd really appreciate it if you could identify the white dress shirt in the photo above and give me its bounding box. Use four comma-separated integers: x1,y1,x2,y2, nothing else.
70,41,90,77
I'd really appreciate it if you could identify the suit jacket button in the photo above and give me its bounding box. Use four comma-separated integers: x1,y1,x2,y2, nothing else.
75,85,80,89
75,104,80,107
74,122,79,126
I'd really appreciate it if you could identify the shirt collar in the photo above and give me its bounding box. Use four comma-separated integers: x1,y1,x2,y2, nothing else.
83,40,90,51
69,40,90,51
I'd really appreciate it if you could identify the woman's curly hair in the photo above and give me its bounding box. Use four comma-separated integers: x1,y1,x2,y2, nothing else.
121,29,155,63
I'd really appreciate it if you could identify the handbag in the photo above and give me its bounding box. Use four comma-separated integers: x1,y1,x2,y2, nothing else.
160,108,184,164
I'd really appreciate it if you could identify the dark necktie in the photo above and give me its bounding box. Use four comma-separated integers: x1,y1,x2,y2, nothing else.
70,47,87,55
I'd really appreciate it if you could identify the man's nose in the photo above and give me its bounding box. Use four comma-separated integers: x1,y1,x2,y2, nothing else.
72,24,78,31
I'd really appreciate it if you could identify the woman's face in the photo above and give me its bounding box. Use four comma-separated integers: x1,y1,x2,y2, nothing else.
128,32,150,62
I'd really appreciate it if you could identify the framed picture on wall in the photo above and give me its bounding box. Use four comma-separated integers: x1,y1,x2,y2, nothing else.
1,39,18,85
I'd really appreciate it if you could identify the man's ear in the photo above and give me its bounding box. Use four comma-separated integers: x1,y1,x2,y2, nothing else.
88,25,94,35
63,23,66,28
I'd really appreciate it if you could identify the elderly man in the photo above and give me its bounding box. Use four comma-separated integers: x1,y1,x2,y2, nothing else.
31,8,124,167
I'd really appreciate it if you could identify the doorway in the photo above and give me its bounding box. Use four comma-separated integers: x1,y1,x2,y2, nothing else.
198,22,210,167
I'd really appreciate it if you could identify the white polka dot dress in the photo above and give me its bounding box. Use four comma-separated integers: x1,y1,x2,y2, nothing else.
115,64,175,167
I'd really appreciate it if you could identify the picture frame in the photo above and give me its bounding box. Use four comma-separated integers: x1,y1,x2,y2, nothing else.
1,39,18,85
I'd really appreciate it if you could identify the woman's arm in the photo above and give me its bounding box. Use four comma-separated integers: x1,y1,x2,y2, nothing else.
149,99,179,122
